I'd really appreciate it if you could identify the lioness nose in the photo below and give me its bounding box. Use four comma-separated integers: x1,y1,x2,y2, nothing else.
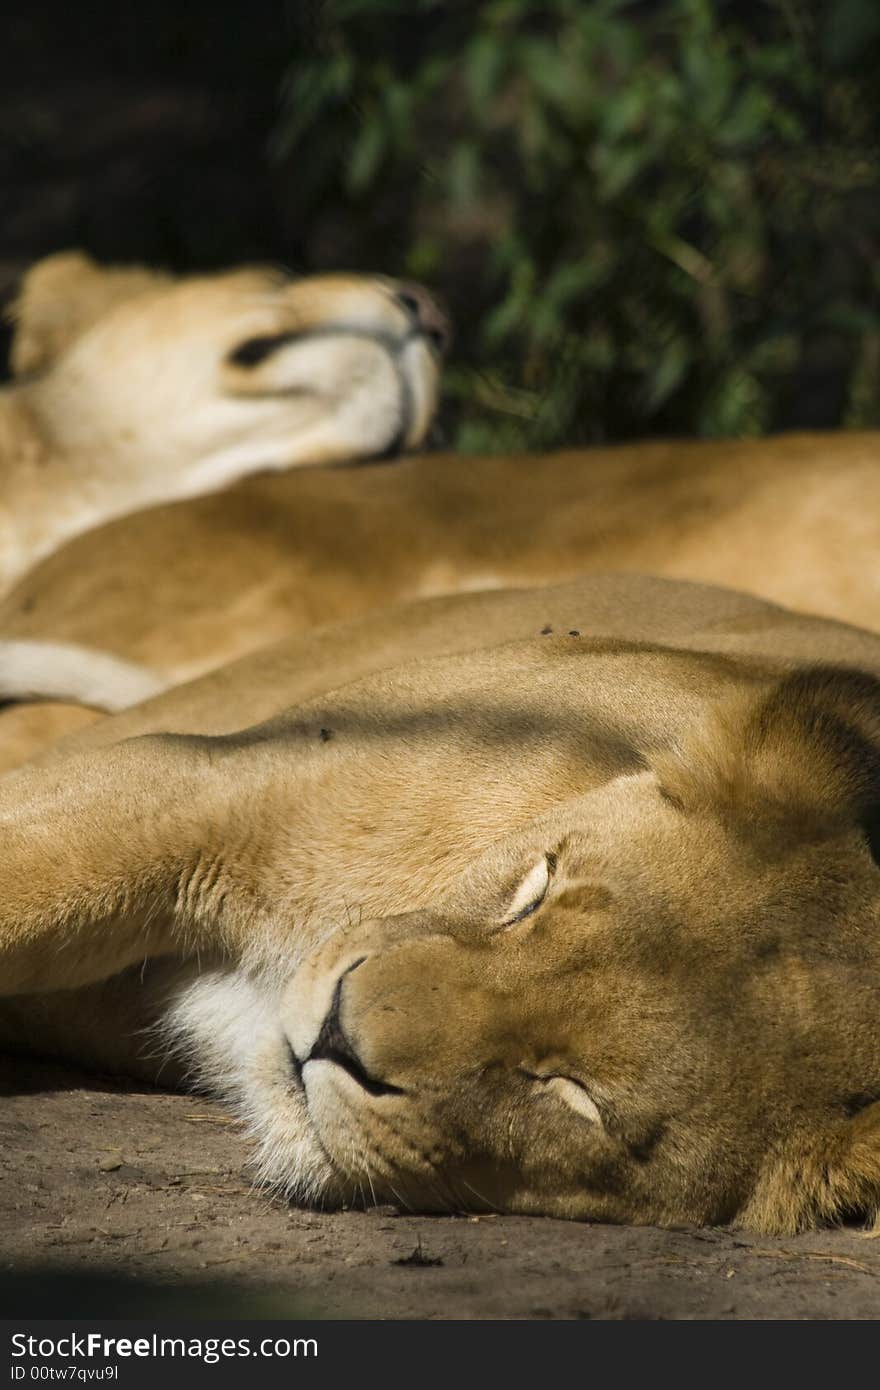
393,282,452,353
304,958,403,1097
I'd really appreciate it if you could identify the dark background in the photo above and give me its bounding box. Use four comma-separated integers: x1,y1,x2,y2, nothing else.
0,2,294,316
3,0,879,449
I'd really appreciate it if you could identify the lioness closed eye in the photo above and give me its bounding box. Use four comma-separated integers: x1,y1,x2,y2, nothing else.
3,575,880,1234
0,251,446,594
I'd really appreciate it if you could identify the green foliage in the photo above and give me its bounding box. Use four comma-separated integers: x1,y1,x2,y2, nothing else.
275,0,880,449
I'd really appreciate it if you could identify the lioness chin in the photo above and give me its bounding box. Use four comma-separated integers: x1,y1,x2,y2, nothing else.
2,574,880,1233
0,250,446,595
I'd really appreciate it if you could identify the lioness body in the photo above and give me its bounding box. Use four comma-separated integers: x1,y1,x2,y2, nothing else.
3,575,880,1232
1,431,876,692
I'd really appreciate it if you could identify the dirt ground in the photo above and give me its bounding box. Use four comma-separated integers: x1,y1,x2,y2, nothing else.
2,1056,880,1320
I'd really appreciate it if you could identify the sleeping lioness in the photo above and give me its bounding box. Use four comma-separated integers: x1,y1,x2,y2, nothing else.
0,250,445,594
2,254,878,771
2,573,880,1233
2,254,877,696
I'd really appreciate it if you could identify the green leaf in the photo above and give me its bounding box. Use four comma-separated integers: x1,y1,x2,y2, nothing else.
465,32,505,107
447,142,481,208
642,339,692,410
345,116,387,193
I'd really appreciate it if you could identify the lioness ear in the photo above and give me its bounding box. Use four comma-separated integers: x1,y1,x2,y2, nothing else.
741,1100,880,1234
863,806,880,869
751,667,880,821
831,1098,880,1228
659,665,880,838
7,250,170,375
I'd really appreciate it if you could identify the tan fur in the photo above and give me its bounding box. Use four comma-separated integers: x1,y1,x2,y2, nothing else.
0,702,102,769
2,573,880,1232
0,634,163,771
0,434,876,699
9,252,171,376
0,251,443,596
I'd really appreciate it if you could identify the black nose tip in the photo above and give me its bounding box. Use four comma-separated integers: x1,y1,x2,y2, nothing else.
305,958,403,1097
393,282,452,354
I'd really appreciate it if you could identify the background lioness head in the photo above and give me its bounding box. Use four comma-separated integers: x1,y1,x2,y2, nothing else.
9,249,447,479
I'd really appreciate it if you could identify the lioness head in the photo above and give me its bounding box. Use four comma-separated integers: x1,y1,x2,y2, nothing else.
10,250,447,479
137,643,880,1235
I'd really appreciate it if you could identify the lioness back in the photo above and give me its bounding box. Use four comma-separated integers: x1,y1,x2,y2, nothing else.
0,432,876,690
